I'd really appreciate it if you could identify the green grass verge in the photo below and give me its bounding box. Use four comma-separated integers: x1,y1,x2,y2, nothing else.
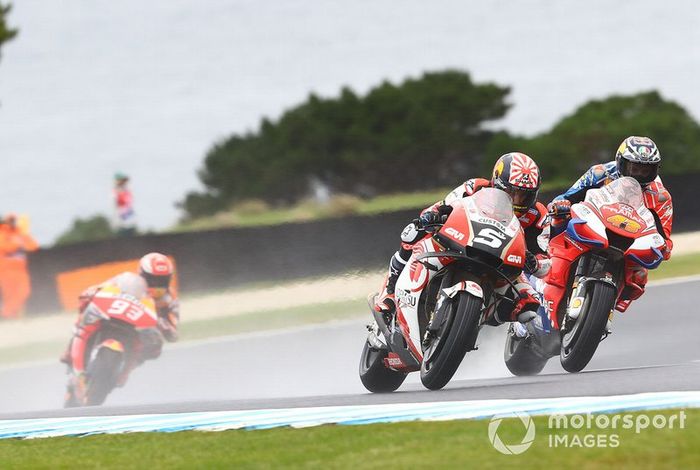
650,251,700,280
173,188,453,232
0,409,697,468
175,181,574,232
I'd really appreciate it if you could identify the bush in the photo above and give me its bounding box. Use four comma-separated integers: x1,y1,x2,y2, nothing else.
487,91,700,181
181,70,511,218
55,215,116,246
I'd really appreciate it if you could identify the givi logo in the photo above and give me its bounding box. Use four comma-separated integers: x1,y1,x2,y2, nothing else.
445,227,465,241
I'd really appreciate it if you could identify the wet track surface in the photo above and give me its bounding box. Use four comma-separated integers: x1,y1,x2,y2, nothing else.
1,279,699,420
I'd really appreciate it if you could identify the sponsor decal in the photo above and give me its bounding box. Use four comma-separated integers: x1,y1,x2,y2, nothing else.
477,217,508,233
445,227,466,241
606,214,641,234
507,254,522,264
396,289,417,308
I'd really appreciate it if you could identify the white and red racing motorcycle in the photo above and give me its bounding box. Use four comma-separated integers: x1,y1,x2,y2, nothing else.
359,188,528,391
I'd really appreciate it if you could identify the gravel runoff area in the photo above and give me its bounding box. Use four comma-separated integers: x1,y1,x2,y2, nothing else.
1,230,699,350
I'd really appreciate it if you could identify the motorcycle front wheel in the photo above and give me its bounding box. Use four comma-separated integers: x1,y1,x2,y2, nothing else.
420,292,481,390
86,347,123,406
560,282,616,373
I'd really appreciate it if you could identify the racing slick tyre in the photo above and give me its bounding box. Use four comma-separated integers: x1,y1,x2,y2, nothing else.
359,340,407,393
420,292,481,390
560,282,616,373
504,329,548,376
86,348,123,406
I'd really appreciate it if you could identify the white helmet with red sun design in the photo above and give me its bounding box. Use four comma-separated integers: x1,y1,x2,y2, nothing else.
491,152,541,216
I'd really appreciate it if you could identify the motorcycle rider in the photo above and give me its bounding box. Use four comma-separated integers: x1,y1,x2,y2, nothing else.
547,135,673,312
375,152,551,326
61,253,180,402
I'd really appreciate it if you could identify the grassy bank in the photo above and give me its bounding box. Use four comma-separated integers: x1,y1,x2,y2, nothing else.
175,180,571,232
0,409,696,468
650,251,700,280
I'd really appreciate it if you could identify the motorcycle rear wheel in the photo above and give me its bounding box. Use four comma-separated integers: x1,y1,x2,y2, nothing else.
420,292,481,390
86,348,123,406
560,282,616,373
359,340,407,393
504,329,548,376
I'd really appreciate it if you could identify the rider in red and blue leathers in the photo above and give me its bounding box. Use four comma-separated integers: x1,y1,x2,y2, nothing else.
548,136,674,312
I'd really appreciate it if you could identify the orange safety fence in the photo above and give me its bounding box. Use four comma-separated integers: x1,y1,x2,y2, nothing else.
55,258,178,311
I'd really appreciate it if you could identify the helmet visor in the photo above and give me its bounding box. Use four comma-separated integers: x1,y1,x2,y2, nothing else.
506,187,538,214
143,272,172,289
621,159,659,185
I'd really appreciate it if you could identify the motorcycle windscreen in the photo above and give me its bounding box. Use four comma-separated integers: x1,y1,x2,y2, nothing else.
470,188,515,225
585,176,645,210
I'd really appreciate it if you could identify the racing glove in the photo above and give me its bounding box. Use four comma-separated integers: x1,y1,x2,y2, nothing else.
414,211,442,233
524,251,551,278
415,205,452,230
548,199,572,218
661,240,673,260
524,251,539,274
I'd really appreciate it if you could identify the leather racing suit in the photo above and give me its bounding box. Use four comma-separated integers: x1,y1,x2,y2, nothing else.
549,161,674,312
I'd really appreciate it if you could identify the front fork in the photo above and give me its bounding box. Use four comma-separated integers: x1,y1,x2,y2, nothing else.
560,253,619,334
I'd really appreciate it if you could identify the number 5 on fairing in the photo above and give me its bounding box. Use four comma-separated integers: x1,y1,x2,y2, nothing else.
473,227,505,248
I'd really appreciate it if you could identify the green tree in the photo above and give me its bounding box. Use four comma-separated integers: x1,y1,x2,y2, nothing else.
0,2,17,57
487,91,700,182
55,214,116,246
181,70,511,218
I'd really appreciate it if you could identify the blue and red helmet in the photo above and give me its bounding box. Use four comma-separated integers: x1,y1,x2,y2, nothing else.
615,136,661,185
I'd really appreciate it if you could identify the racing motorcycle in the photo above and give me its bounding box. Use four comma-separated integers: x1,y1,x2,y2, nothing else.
64,289,163,407
359,188,528,392
505,177,667,375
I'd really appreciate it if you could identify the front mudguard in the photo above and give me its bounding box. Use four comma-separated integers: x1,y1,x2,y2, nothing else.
98,338,125,354
427,281,484,334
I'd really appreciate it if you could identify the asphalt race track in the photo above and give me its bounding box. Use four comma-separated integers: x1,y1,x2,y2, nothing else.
1,278,698,420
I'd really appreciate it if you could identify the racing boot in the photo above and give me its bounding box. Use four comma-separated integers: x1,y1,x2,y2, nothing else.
374,274,397,326
64,372,87,407
373,251,408,322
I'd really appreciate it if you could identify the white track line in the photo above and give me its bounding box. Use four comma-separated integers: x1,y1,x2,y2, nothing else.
1,391,699,439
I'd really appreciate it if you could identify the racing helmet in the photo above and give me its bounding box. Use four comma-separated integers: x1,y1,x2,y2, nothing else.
615,136,661,185
138,252,174,290
491,152,541,216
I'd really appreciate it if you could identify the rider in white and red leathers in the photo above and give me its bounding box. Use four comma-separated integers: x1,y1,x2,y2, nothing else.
547,136,673,312
375,153,551,325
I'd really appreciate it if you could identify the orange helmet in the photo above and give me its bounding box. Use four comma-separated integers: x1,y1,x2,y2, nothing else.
139,253,174,289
